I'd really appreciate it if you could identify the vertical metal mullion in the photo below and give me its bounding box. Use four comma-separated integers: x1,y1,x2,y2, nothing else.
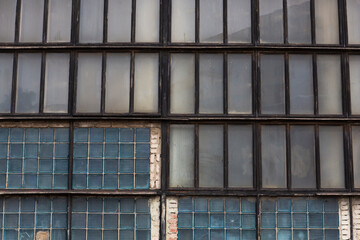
338,0,345,46
224,53,228,115
100,52,106,114
162,123,168,190
39,52,46,113
285,53,290,115
256,196,260,240
343,0,349,46
161,52,168,117
344,124,352,191
223,0,228,44
67,123,74,240
72,53,78,114
254,0,259,45
167,0,172,43
68,51,75,115
74,0,81,44
195,0,200,44
256,52,261,117
103,0,108,43
43,0,49,43
14,0,21,43
348,126,355,192
310,0,315,44
315,125,321,190
195,124,199,188
129,52,135,113
286,124,291,190
131,0,136,43
67,194,72,240
283,0,288,44
224,124,228,189
350,197,354,240
252,123,257,190
313,54,318,115
256,123,262,191
195,53,200,115
253,52,257,116
158,52,163,114
159,0,165,45
342,53,350,117
11,52,18,114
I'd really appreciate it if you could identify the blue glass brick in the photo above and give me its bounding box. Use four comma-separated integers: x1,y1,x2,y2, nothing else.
195,198,208,212
23,159,38,173
120,159,134,173
120,129,134,142
74,128,88,142
135,174,150,189
178,213,192,228
72,198,87,212
309,213,323,228
136,214,151,229
55,144,69,158
40,129,54,142
90,128,104,142
55,128,69,142
278,229,292,240
0,159,6,173
210,213,224,228
53,213,67,228
0,174,5,188
104,174,118,189
261,199,276,212
211,229,225,240
242,214,256,229
261,229,276,240
37,198,51,212
104,230,118,239
195,229,209,240
136,129,150,142
309,230,323,240
261,213,276,228
21,198,35,212
178,198,193,212
136,230,150,240
0,144,7,158
20,230,34,239
120,230,134,240
278,198,291,212
293,230,308,240
104,214,118,229
194,213,208,228
39,159,53,173
325,229,339,239
20,214,34,228
324,213,339,228
135,159,150,173
71,213,86,228
72,174,87,189
119,174,134,189
88,230,102,240
24,144,38,158
89,144,103,158
120,144,134,158
36,213,51,228
309,199,323,213
73,144,88,158
23,174,37,189
89,159,103,173
104,198,118,213
7,174,21,188
4,198,17,212
105,129,119,143
120,199,135,213
73,159,87,173
53,198,67,212
105,144,119,158
54,159,68,173
38,174,52,189
25,129,39,142
9,144,23,158
54,174,68,189
120,214,135,229
8,159,22,173
242,230,256,240
225,198,240,212
136,199,150,213
88,214,102,229
88,198,102,212
10,128,24,142
104,159,118,173
324,198,338,212
226,214,240,229
4,214,18,228
210,199,224,212
0,129,9,142
178,229,193,239
71,229,86,240
39,144,53,158
226,230,239,240
277,213,291,228
136,144,150,158
293,198,307,212
293,213,307,228
52,230,67,240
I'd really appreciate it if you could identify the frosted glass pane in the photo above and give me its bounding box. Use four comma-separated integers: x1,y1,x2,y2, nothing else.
105,53,130,113
289,55,313,114
315,0,339,44
349,56,360,114
170,125,195,188
134,54,159,113
352,126,360,188
0,54,13,113
76,53,102,113
261,55,285,114
199,0,223,43
317,55,342,115
228,0,251,43
228,54,252,114
261,125,286,188
16,54,42,113
170,54,195,114
319,126,345,189
79,0,103,43
259,0,283,43
47,0,72,42
347,0,360,44
287,0,311,44
0,0,17,42
171,0,195,42
199,125,224,188
44,53,69,113
135,0,159,42
20,0,44,42
290,126,316,189
228,125,253,188
199,54,223,114
108,0,132,42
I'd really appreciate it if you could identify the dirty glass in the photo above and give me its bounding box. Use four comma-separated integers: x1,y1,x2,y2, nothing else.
108,0,132,42
171,0,195,43
199,0,223,43
0,0,17,42
79,0,103,43
47,0,72,42
287,0,311,44
0,54,13,113
228,0,251,43
19,0,44,42
259,0,283,43
135,0,159,42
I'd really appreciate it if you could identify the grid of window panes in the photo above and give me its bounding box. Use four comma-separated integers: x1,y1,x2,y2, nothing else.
177,197,256,240
72,128,151,190
0,128,69,189
260,198,339,240
0,196,67,240
71,197,151,240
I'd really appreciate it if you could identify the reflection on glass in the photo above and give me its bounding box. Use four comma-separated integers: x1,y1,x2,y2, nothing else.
199,125,224,188
108,0,132,42
47,0,72,42
352,126,360,188
287,0,311,43
135,0,159,42
261,55,285,114
317,55,342,115
228,0,251,43
347,0,360,44
0,54,13,113
228,125,253,188
170,125,194,188
105,53,131,113
76,53,102,113
228,54,252,114
315,0,339,44
289,55,313,114
259,0,283,43
0,0,17,42
319,126,345,189
16,54,42,113
79,0,103,43
199,0,223,43
20,0,44,42
261,125,286,188
290,126,316,189
171,0,195,43
171,54,195,114
349,56,360,114
134,53,159,113
199,54,223,114
44,53,69,113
